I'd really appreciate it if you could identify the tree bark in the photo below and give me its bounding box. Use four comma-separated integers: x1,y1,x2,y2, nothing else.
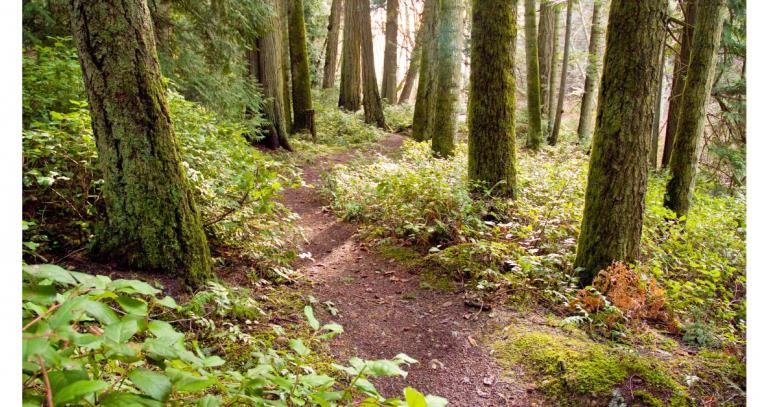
549,0,573,145
287,0,314,133
573,0,667,286
662,0,698,167
339,0,362,110
650,30,667,168
398,23,424,104
665,0,726,217
576,0,605,144
360,0,388,129
468,0,518,198
322,0,343,89
411,0,439,141
69,0,213,287
546,3,562,133
523,0,543,150
538,1,555,117
381,0,399,103
430,0,464,157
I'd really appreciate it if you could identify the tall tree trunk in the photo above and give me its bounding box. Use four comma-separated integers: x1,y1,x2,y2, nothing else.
468,0,518,198
287,0,314,133
662,0,698,167
523,0,543,149
69,0,212,287
665,0,726,217
360,0,388,129
538,1,555,117
279,0,293,127
431,0,464,157
339,0,362,110
546,3,562,133
381,0,399,102
576,0,605,144
398,23,424,104
650,32,667,168
322,0,343,89
573,0,667,286
549,0,573,145
411,0,439,141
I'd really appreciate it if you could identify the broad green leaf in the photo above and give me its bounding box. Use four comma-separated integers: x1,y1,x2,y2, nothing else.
111,279,160,296
352,378,379,397
425,395,449,407
52,380,108,404
148,320,184,342
103,318,139,344
289,338,310,356
203,355,225,367
22,284,57,304
82,300,119,324
300,374,335,388
197,395,222,407
116,295,149,316
128,368,172,402
366,359,407,378
49,369,89,396
404,387,427,407
47,296,87,329
100,392,163,407
304,305,320,330
156,296,178,309
23,264,76,285
167,368,215,393
70,271,110,289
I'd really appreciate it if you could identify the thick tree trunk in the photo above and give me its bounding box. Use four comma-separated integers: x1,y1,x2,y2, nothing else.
573,0,667,286
538,1,555,117
576,0,605,144
411,0,439,141
523,0,543,150
360,0,388,129
468,0,518,198
662,0,698,167
398,24,424,104
546,3,562,133
322,0,343,89
69,0,212,287
549,0,573,145
650,33,667,168
381,0,399,103
665,0,726,217
339,0,362,110
287,0,314,133
430,0,464,157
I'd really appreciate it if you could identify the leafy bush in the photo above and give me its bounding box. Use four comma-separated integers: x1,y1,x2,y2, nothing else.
22,264,448,406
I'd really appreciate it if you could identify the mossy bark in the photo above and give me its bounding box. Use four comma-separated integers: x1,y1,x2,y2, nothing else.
665,0,726,217
549,0,573,146
523,0,543,150
468,0,518,198
339,0,362,111
322,0,343,89
278,0,293,128
537,1,555,117
662,0,697,167
430,0,464,157
411,0,439,141
69,0,212,287
381,0,399,103
576,0,605,144
360,0,388,129
398,24,424,104
574,0,667,286
546,3,562,134
287,0,314,133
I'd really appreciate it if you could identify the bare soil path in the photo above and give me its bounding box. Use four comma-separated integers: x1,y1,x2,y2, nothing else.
284,134,532,406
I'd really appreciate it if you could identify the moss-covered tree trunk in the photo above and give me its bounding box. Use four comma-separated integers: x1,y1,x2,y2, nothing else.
278,0,293,128
339,0,362,110
523,0,543,150
665,0,726,217
468,0,518,198
576,0,605,144
549,0,573,146
573,0,667,286
287,0,314,133
411,0,439,141
430,0,464,157
538,1,555,117
69,0,212,287
662,0,698,167
360,0,388,129
546,3,562,134
322,0,343,89
381,0,399,103
398,24,424,104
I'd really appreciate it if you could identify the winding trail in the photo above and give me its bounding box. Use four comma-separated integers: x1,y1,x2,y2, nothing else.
284,134,532,406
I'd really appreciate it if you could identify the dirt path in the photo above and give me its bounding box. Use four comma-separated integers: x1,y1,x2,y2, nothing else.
284,134,531,406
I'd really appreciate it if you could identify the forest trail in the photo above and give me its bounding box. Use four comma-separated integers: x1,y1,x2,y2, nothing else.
283,134,532,406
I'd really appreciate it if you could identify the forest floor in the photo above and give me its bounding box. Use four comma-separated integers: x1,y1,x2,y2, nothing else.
283,133,535,406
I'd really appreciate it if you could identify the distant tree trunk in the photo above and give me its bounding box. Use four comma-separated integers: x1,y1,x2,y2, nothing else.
538,1,555,117
523,0,543,149
665,0,726,217
279,0,293,127
574,0,667,286
287,0,314,133
576,0,605,144
322,0,343,88
412,0,439,141
650,33,667,168
360,0,388,128
398,24,424,104
431,0,464,157
468,0,518,198
381,0,399,103
546,3,562,134
662,0,698,167
69,0,212,287
549,0,573,145
339,0,362,110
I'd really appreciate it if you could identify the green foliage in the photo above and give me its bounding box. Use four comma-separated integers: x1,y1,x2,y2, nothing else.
22,264,448,406
313,89,388,146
